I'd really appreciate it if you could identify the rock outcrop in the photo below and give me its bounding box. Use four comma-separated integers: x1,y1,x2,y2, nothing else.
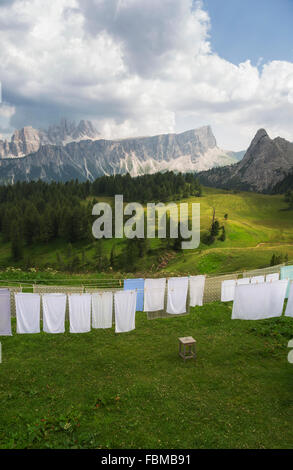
198,129,293,193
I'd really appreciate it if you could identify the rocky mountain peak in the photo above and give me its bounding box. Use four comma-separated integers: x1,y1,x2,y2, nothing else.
0,119,101,158
247,128,269,150
44,119,100,145
254,128,269,140
198,128,293,193
73,120,99,140
9,126,40,156
197,125,217,148
177,126,217,155
239,128,271,167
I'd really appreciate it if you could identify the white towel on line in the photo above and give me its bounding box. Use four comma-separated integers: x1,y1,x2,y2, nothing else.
221,279,237,302
232,280,288,320
15,293,41,334
92,292,113,329
144,278,166,312
189,275,205,307
114,290,136,333
42,294,66,334
266,273,280,283
69,294,91,333
0,291,11,336
167,277,189,315
251,276,265,284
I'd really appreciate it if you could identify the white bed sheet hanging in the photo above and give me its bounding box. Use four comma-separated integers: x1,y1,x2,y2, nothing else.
232,280,288,320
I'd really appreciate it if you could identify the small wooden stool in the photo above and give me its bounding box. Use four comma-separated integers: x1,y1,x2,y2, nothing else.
178,337,196,362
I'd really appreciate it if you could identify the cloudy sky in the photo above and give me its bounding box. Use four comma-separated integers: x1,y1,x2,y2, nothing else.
0,0,293,150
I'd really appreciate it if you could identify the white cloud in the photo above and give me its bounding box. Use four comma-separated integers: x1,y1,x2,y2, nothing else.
0,0,293,150
0,102,16,138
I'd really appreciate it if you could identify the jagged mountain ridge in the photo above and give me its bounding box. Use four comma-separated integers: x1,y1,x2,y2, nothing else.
0,119,100,158
197,129,293,193
0,126,239,183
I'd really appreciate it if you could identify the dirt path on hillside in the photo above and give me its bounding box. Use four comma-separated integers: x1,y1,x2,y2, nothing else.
195,242,293,257
255,242,293,248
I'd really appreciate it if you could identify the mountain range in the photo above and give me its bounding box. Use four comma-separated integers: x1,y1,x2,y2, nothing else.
0,119,292,193
0,122,239,183
198,129,293,193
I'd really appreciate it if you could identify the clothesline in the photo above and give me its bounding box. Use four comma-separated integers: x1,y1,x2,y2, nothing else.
0,277,192,335
12,291,137,335
1,268,293,337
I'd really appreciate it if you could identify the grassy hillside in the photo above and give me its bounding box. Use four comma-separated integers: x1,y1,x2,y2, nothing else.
1,306,293,449
165,187,293,275
0,186,292,277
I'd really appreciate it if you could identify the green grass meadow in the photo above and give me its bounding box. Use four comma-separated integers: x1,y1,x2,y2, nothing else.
1,305,293,449
163,187,293,275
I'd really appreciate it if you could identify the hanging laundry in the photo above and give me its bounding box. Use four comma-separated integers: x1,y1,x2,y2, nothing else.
285,282,293,318
68,294,91,333
237,278,251,285
144,278,166,312
280,266,293,298
221,279,237,302
114,290,137,333
232,280,288,320
251,276,265,284
15,293,41,334
266,273,280,283
0,290,11,336
167,277,189,315
189,276,205,307
124,278,144,312
42,294,67,334
92,292,113,329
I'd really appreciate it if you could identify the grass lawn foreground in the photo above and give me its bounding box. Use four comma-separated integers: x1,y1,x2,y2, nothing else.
1,302,293,449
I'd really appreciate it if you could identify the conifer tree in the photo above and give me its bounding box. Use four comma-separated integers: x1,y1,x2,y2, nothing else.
11,221,23,261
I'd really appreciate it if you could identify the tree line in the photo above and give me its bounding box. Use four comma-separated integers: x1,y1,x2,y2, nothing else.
0,173,202,266
92,172,202,202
